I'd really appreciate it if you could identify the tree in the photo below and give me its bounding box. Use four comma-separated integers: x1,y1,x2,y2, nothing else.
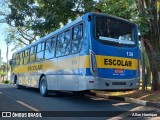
96,0,138,21
5,27,35,50
0,72,7,82
0,62,9,82
2,0,97,47
1,62,10,72
5,0,96,38
137,0,160,91
0,0,36,47
144,49,151,89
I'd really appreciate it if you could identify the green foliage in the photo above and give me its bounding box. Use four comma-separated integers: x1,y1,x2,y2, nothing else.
4,0,97,48
5,27,29,50
136,10,150,35
0,72,7,77
96,0,151,36
6,0,96,37
1,64,7,72
3,80,10,84
96,0,137,20
31,0,76,36
1,62,10,72
0,72,7,82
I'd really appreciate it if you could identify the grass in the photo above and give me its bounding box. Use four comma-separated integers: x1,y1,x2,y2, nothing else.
94,79,159,102
95,87,160,103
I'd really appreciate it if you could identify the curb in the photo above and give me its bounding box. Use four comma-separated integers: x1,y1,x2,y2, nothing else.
91,91,160,109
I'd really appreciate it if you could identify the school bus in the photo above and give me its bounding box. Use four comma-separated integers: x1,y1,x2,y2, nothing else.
10,12,140,96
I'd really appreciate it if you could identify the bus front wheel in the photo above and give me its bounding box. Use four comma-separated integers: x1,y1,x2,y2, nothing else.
39,76,48,97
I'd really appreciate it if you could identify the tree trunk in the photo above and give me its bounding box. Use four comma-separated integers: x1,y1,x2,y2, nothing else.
150,6,160,91
2,76,4,82
146,67,151,89
149,52,160,91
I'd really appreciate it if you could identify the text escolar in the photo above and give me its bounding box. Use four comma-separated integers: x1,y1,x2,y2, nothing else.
104,58,132,67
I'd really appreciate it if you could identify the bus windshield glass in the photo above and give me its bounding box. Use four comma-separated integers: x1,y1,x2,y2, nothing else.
95,16,136,45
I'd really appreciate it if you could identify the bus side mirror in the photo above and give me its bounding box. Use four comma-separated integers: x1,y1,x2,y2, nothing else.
9,60,12,65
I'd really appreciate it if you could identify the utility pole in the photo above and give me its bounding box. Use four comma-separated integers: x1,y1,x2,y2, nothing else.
6,35,10,80
0,49,1,65
0,49,1,73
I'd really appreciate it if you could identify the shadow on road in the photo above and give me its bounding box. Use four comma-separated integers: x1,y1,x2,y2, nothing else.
16,87,91,98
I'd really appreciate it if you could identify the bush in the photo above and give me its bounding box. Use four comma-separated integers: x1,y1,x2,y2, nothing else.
3,80,10,84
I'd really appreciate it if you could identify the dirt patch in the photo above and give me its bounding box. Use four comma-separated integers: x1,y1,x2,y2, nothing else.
95,90,160,103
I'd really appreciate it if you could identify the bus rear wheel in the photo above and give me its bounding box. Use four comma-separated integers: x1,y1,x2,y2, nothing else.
39,76,48,97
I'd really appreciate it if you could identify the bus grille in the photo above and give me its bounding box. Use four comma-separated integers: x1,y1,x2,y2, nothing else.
112,82,126,85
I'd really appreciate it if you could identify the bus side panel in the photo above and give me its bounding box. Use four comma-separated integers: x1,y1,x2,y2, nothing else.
78,74,98,90
46,74,57,90
29,72,40,88
57,56,79,91
19,72,40,88
18,73,30,87
46,59,58,90
12,65,36,87
78,55,91,90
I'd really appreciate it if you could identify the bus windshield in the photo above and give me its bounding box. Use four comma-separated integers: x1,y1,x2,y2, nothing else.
95,16,136,45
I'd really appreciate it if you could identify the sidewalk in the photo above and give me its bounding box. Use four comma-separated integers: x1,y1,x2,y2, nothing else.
91,90,160,109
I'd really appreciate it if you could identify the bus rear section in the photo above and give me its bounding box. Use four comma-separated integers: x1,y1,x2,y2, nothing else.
83,13,140,91
87,50,140,91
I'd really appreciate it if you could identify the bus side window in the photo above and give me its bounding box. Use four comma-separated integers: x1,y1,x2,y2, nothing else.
44,37,56,59
19,52,24,65
30,46,36,63
28,48,30,62
24,49,29,64
15,53,20,66
64,30,71,55
11,54,16,67
56,32,65,57
72,24,83,54
22,51,25,65
36,42,44,62
42,42,45,51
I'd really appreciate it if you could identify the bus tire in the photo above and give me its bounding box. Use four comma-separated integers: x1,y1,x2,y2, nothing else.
39,76,48,97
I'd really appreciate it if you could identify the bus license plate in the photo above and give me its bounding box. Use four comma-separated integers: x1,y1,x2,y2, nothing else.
114,69,124,74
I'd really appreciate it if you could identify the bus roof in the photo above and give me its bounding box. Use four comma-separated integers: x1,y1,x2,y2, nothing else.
93,12,136,25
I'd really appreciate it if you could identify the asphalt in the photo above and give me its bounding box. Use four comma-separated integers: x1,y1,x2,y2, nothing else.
91,91,160,109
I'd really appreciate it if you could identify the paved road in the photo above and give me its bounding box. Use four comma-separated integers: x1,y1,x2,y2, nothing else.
0,83,159,120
